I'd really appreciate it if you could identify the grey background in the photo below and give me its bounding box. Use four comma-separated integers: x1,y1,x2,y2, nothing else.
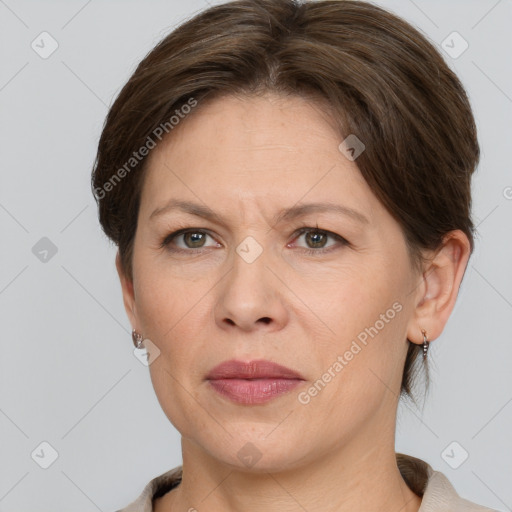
0,0,511,511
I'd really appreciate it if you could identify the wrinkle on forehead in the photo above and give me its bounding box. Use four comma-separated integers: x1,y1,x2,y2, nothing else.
141,92,375,230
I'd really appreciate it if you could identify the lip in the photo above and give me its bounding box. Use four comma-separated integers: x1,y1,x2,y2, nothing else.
206,359,305,405
207,359,304,380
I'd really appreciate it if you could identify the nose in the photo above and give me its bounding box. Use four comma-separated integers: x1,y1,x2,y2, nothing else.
214,239,289,333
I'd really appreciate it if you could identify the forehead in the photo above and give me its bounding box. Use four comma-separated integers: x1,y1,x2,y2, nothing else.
140,92,377,223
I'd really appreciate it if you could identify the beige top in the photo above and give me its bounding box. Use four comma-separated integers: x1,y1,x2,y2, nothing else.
116,453,500,512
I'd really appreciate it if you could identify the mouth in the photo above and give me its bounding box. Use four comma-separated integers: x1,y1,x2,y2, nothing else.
206,359,305,405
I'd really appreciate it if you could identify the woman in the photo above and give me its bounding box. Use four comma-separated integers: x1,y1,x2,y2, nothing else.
92,1,500,511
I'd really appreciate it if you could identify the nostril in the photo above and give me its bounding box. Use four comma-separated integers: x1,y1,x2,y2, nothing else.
259,317,271,324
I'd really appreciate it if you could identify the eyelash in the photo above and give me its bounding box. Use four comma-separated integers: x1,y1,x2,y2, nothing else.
159,226,349,256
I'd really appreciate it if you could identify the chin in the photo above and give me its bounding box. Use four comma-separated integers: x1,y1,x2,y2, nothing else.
203,431,310,474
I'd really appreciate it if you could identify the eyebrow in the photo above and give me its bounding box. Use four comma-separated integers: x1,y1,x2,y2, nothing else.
149,199,369,225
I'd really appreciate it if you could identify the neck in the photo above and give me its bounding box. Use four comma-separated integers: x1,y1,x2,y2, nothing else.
155,436,422,512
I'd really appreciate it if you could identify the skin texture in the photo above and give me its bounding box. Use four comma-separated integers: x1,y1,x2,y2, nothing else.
117,92,470,512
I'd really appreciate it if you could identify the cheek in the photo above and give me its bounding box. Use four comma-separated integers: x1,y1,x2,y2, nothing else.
316,265,409,382
136,275,207,431
132,260,214,388
311,261,395,333
133,257,198,337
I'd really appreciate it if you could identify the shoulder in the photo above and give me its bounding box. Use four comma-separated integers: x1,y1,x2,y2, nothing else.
114,466,182,512
397,452,501,512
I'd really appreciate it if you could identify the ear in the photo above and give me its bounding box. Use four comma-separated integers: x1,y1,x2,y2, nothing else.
406,230,471,345
115,250,138,330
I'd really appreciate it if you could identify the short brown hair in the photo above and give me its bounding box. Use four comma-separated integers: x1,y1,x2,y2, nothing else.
91,0,480,404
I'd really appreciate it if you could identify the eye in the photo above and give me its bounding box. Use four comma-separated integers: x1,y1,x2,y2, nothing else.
160,229,219,252
290,227,349,255
160,226,349,255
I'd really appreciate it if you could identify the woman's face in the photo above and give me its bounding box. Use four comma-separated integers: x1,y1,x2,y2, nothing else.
122,92,424,471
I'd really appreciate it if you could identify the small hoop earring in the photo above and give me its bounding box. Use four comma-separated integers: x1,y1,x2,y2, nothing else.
421,329,429,360
132,329,144,349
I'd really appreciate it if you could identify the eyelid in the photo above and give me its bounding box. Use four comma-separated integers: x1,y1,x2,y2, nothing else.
160,228,218,249
160,226,349,254
289,227,349,251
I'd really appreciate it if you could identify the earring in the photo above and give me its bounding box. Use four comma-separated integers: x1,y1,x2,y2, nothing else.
132,329,144,349
421,329,429,360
